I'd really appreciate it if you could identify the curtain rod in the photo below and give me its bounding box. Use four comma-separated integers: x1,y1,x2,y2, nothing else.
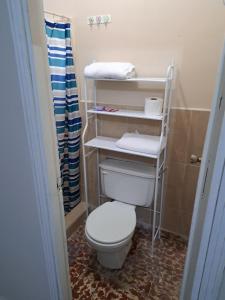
44,10,71,21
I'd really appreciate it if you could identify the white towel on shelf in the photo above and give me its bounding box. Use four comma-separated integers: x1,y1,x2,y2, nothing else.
84,62,136,80
116,132,163,155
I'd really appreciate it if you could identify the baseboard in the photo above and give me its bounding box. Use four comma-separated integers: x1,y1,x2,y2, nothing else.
137,221,188,241
136,220,152,230
161,227,188,241
65,201,87,237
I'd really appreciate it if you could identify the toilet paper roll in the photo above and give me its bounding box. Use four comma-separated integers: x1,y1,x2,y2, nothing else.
144,97,163,116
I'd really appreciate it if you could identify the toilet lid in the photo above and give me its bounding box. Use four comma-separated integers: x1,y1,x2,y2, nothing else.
86,202,136,244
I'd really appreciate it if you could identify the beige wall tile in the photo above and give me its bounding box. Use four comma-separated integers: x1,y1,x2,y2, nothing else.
98,115,128,138
180,212,193,237
170,109,192,130
163,110,208,237
163,184,183,212
181,164,200,214
187,111,209,160
84,116,96,142
166,162,186,188
167,130,189,164
127,119,161,136
162,208,183,236
86,153,98,208
167,109,192,164
99,150,155,165
136,207,152,226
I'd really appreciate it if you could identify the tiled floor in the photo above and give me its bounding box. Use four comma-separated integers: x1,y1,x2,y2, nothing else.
67,224,187,300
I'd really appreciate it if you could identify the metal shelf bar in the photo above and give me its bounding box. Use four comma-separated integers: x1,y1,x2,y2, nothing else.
87,109,163,120
86,77,167,84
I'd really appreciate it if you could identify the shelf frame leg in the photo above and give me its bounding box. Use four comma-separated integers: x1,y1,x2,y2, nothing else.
158,149,167,239
93,80,101,207
82,77,89,217
151,156,160,256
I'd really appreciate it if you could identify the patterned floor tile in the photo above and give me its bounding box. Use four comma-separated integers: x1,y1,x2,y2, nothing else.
67,224,187,300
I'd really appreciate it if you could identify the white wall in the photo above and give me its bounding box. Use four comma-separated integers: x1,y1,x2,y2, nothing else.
0,1,53,299
43,0,225,109
27,0,72,297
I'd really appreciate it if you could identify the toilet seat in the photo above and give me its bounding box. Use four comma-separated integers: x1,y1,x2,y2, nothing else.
85,201,136,245
85,228,131,250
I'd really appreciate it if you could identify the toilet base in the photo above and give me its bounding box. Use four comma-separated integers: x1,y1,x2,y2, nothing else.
97,240,132,269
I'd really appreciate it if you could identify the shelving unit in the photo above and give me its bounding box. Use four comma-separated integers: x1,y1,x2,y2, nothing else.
82,64,174,255
92,77,167,83
84,136,166,159
87,108,164,120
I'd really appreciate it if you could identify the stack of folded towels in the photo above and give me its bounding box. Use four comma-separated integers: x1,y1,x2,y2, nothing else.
84,62,136,80
116,132,162,155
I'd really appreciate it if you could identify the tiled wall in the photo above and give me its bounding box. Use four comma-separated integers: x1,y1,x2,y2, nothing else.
163,109,209,237
81,103,209,239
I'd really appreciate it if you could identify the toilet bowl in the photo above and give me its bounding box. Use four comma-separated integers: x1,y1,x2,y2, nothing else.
85,201,136,269
85,158,156,269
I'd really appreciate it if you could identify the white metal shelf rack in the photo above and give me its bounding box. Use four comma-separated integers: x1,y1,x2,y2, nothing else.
82,64,174,254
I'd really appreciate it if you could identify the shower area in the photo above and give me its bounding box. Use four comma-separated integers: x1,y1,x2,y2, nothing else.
44,12,82,217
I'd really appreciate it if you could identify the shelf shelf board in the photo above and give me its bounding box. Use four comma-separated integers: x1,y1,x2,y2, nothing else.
87,109,163,120
84,136,165,159
87,77,167,84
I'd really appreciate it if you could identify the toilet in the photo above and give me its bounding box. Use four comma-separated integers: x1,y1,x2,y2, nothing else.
85,158,156,269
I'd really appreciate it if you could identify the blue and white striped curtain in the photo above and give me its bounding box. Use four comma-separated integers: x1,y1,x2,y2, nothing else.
45,20,82,213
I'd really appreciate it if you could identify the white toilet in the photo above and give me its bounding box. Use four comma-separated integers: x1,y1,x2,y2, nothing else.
85,158,155,269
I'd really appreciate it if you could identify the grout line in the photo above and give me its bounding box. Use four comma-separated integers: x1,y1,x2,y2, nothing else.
171,106,211,112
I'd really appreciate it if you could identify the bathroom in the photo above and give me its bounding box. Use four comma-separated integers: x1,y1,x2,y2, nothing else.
36,0,225,299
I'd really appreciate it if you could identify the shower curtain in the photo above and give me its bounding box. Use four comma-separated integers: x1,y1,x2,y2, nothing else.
45,20,81,213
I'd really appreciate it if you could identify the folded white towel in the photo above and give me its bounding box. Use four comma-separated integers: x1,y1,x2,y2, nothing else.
116,132,163,155
84,62,135,80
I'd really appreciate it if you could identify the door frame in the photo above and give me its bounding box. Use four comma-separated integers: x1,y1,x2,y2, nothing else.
197,115,225,299
7,0,72,299
180,42,225,299
10,0,225,299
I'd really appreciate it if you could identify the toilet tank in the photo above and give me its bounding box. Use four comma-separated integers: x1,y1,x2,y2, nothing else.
100,159,156,207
